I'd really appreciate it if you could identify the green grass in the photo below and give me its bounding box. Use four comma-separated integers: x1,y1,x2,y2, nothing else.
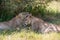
0,29,60,40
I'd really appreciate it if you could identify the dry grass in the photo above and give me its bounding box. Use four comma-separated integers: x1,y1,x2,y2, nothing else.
0,29,60,40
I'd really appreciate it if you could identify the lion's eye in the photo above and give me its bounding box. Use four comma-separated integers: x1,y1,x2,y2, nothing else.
26,15,28,18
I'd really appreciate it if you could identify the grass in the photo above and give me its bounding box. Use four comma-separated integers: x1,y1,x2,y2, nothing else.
0,29,60,40
0,1,60,40
46,1,60,13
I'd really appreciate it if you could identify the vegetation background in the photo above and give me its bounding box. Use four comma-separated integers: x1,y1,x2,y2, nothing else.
0,0,60,40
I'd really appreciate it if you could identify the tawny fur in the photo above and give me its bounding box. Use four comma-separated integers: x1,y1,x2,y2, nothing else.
23,14,60,33
0,12,30,30
0,12,60,33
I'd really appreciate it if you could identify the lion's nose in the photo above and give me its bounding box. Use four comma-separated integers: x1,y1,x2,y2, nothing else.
23,23,27,27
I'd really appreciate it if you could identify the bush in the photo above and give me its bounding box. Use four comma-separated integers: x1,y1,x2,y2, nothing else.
0,0,58,21
46,1,60,18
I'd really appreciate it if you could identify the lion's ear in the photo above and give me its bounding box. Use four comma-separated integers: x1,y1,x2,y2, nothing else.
16,15,19,18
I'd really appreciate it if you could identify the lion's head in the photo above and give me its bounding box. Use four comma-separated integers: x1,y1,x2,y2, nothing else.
17,12,32,27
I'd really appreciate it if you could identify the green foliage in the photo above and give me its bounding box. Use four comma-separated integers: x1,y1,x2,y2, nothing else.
37,1,60,25
0,0,48,21
46,1,60,16
0,0,60,22
0,0,17,21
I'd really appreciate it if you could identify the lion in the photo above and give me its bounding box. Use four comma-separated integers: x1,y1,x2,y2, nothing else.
0,12,30,30
23,13,60,33
0,12,60,33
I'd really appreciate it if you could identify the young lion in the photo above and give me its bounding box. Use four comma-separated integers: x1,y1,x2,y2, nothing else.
23,14,60,33
0,12,30,30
